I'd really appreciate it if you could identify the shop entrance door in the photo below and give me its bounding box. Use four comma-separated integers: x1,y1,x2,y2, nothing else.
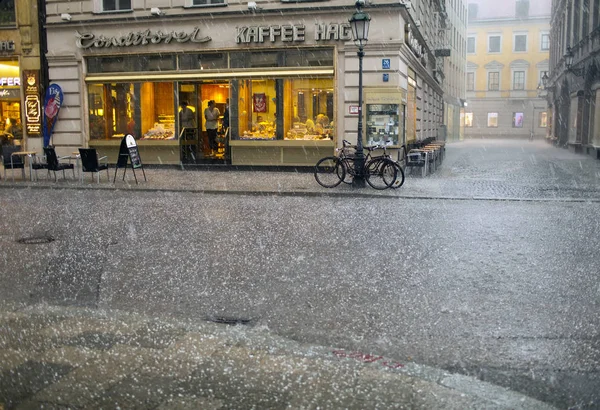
178,82,230,164
178,83,199,163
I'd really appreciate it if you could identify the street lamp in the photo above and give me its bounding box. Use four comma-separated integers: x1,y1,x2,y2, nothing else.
565,46,585,77
349,0,370,187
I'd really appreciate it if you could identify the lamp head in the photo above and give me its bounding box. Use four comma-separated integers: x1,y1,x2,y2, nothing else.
565,46,574,69
349,1,371,48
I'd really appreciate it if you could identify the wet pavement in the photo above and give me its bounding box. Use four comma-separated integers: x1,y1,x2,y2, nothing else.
0,302,555,409
1,139,599,409
1,139,599,201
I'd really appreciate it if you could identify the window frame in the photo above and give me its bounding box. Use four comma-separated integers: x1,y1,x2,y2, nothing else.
93,0,132,13
466,72,475,91
487,71,500,91
467,36,476,54
0,0,16,26
465,112,474,127
539,111,548,128
512,112,524,128
513,33,528,53
186,0,226,7
487,112,498,127
488,34,502,53
540,32,550,51
512,70,526,90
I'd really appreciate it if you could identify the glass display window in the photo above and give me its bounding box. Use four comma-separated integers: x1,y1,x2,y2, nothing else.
87,81,176,140
364,90,406,147
231,77,335,141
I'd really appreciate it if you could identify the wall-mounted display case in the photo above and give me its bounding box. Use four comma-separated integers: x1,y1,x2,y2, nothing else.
364,90,406,147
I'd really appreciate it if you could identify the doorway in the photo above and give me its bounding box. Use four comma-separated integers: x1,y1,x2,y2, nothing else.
178,82,230,164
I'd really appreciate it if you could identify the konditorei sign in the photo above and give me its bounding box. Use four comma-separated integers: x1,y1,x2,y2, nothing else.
23,70,42,135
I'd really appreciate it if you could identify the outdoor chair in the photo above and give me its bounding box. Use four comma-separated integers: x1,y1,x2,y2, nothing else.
79,148,109,183
31,155,48,181
44,147,75,181
406,149,428,177
1,145,26,181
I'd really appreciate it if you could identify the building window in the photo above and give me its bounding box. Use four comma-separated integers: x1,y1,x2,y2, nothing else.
541,33,550,51
0,0,16,25
539,112,548,127
191,0,225,5
539,70,549,85
102,0,132,11
487,113,498,127
467,37,476,53
514,34,527,52
467,72,475,91
513,112,524,127
465,112,473,127
513,71,525,90
468,3,478,21
488,35,501,53
488,72,500,91
515,0,529,18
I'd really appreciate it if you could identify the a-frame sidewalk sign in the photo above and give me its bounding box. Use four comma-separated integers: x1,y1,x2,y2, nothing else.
114,134,147,184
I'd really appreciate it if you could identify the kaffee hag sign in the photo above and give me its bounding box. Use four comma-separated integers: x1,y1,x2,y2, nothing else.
75,23,353,49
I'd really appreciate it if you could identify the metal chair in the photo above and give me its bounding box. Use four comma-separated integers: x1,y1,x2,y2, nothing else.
1,145,26,181
78,148,109,183
44,147,75,181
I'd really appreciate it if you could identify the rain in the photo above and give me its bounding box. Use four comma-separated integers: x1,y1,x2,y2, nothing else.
1,0,600,409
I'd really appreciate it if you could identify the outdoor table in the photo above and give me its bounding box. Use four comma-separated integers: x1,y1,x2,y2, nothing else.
11,151,37,181
71,151,82,179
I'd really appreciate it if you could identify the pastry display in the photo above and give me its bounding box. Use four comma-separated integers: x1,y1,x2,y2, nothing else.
142,122,175,140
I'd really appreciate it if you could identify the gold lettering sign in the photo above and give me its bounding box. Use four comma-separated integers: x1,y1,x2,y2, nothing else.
23,70,41,136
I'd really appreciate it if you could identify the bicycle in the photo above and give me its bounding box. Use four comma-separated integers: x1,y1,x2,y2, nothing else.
377,144,406,188
314,140,398,189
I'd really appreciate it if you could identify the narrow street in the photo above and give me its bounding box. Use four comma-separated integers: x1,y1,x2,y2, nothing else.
1,140,599,408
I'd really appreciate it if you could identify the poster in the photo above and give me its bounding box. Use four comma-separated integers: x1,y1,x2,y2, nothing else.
43,84,63,147
513,112,524,128
253,93,267,113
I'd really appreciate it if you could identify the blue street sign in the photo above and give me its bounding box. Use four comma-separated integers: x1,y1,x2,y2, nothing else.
383,73,389,82
382,59,391,69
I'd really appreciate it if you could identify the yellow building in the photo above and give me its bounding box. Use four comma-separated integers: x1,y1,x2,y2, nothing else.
464,0,550,139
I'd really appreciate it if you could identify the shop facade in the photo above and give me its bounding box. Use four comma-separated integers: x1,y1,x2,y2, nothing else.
44,4,444,166
0,0,43,150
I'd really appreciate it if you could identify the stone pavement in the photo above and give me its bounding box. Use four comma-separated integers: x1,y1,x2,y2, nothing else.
0,302,556,409
1,139,599,201
1,139,597,408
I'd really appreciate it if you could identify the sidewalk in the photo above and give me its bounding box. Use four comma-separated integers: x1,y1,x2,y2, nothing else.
0,302,556,409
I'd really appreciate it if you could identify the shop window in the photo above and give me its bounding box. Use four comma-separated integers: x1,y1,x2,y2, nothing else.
88,82,176,141
539,112,548,128
87,55,175,73
0,0,16,25
233,77,334,141
285,49,334,67
465,112,473,127
487,113,498,127
512,112,524,127
102,0,132,12
179,53,227,70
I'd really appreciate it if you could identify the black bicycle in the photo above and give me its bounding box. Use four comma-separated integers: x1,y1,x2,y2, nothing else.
314,140,398,189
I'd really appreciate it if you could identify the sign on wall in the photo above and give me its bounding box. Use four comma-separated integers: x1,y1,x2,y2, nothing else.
23,70,41,135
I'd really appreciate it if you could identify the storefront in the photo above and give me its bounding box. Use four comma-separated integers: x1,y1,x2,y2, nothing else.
45,7,444,166
0,54,22,145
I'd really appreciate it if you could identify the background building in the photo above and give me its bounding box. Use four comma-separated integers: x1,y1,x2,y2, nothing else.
0,0,43,149
546,0,600,159
465,0,550,139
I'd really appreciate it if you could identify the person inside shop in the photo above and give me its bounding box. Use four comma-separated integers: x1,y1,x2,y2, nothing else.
179,101,196,134
4,118,22,142
204,100,220,156
222,98,230,136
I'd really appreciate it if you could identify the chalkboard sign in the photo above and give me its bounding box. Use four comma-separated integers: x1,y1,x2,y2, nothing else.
114,134,146,184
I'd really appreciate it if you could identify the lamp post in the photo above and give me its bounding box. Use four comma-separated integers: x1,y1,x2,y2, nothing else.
565,46,585,77
349,0,370,188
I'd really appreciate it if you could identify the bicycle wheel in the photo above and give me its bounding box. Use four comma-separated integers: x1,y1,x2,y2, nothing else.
365,158,397,190
341,158,355,184
314,156,344,188
390,162,405,188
